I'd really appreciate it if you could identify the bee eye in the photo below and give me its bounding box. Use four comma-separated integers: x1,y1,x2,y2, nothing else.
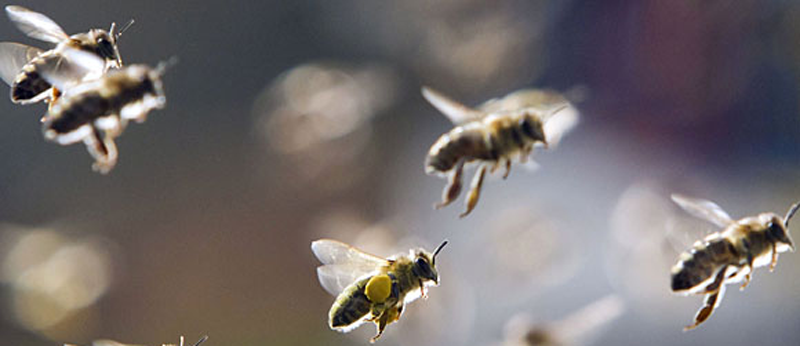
414,258,433,277
520,118,541,140
96,38,116,59
520,118,532,134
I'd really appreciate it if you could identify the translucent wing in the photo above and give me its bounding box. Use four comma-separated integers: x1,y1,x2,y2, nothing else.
38,48,105,91
0,42,42,85
92,340,142,346
5,6,68,44
478,89,568,113
670,194,734,228
316,264,376,296
421,86,485,125
541,104,579,148
311,239,388,296
311,239,388,266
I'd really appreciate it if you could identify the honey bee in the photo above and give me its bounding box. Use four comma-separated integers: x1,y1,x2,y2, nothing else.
38,48,169,173
69,335,208,346
422,87,579,217
0,5,129,106
311,239,448,343
670,194,799,330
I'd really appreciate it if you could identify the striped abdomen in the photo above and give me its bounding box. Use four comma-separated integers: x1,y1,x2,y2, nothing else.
11,62,52,104
45,72,158,136
425,127,490,173
671,237,738,292
329,277,372,329
46,93,111,135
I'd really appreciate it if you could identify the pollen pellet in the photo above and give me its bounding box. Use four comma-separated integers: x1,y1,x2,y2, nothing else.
365,274,392,303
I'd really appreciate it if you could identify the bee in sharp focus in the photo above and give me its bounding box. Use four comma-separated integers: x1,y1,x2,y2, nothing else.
38,48,169,173
670,194,799,330
0,5,130,107
311,239,448,343
422,87,579,217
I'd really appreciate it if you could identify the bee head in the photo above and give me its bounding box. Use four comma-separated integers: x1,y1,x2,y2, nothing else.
88,29,120,67
773,202,800,252
93,20,133,69
519,114,546,145
412,240,448,284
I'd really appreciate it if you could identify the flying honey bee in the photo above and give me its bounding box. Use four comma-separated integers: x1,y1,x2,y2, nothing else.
422,87,579,217
0,5,129,106
38,48,169,173
311,239,448,343
670,194,799,330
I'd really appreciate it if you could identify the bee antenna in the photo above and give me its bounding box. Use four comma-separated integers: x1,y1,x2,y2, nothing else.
192,336,209,346
784,202,800,228
432,240,448,264
116,19,135,40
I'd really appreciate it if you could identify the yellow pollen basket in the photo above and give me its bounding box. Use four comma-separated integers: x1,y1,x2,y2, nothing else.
365,274,392,303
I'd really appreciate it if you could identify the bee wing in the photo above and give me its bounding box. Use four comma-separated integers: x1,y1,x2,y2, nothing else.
37,48,105,91
670,194,734,228
5,6,69,44
316,264,377,296
311,239,388,266
0,42,43,85
478,89,568,113
540,104,579,148
421,86,486,124
311,239,388,295
92,340,143,346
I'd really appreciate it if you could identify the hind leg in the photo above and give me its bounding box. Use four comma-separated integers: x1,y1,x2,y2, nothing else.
370,305,402,343
42,88,62,122
83,128,119,174
740,254,754,290
685,266,727,331
460,164,487,218
520,145,532,163
435,161,465,209
770,243,779,272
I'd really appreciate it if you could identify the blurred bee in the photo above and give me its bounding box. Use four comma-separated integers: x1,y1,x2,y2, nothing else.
0,5,129,106
670,194,799,330
498,295,624,346
311,239,448,343
422,87,579,217
67,335,208,346
38,48,169,173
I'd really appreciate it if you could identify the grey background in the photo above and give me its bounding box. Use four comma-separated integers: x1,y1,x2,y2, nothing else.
1,1,800,346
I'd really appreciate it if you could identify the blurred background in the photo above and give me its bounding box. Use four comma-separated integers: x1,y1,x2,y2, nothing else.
1,0,800,345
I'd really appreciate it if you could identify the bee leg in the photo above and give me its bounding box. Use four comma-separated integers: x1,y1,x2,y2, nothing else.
520,145,532,163
419,279,427,299
460,164,487,218
106,118,129,138
83,128,118,174
740,255,755,290
502,159,511,179
43,88,62,120
770,242,779,272
435,161,465,209
685,266,728,331
370,309,391,344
